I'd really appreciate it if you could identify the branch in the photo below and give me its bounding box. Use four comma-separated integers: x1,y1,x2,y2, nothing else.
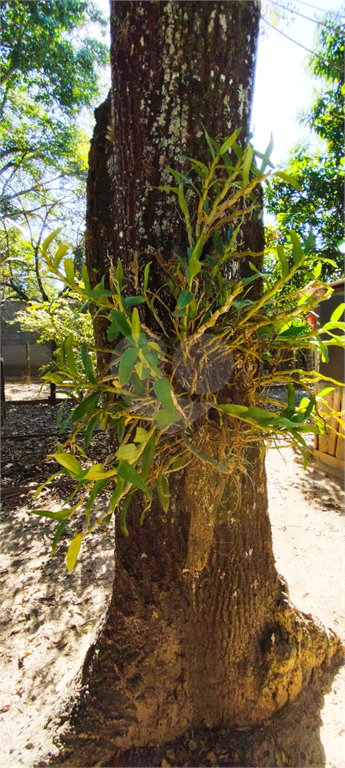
2,280,30,302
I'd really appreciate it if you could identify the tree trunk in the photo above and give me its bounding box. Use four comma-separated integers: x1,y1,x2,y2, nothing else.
51,3,342,765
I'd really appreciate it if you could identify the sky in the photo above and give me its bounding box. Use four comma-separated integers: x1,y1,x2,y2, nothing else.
252,0,344,165
94,0,344,166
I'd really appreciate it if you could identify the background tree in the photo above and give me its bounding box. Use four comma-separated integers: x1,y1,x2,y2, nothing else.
42,4,343,766
0,0,109,303
265,12,344,281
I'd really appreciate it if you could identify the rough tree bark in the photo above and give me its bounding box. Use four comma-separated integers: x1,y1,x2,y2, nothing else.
52,3,342,766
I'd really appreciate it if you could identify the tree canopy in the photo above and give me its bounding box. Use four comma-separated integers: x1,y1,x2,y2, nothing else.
265,12,344,280
0,0,109,302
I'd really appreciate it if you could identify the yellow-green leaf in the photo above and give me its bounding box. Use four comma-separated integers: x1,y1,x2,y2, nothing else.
82,464,116,481
134,427,150,443
178,183,189,219
53,452,82,475
117,443,139,462
53,244,69,268
131,307,141,343
66,535,82,572
41,227,61,254
64,258,75,284
330,303,345,322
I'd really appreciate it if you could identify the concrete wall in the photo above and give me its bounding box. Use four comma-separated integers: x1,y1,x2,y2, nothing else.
1,301,51,381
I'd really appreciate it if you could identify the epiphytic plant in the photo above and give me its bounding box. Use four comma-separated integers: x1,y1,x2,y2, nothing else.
33,131,345,570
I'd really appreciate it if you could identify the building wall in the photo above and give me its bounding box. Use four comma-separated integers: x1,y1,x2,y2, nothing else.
1,301,51,381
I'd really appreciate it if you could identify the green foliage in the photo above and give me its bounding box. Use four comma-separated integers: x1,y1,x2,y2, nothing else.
265,12,344,280
0,0,109,301
34,136,344,570
1,0,108,113
13,293,94,347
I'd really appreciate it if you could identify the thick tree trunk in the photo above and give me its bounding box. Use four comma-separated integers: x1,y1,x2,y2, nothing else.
51,3,342,766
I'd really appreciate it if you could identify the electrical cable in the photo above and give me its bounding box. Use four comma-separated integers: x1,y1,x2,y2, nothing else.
261,17,343,73
295,0,345,15
268,0,341,31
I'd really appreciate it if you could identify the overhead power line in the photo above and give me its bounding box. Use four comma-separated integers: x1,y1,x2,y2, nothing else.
261,17,344,73
268,0,341,31
295,0,345,15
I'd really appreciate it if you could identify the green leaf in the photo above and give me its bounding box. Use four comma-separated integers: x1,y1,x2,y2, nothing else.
287,382,295,410
117,417,126,443
66,535,82,572
122,296,145,307
144,261,151,291
31,507,72,521
131,307,141,343
213,231,224,256
219,128,241,155
82,464,116,481
87,288,113,298
119,347,138,386
177,183,189,219
158,185,179,193
110,477,125,511
115,260,123,287
108,310,132,340
217,404,248,416
203,127,216,158
72,391,101,423
153,409,181,427
330,303,345,322
245,407,274,421
81,342,96,384
274,171,302,190
141,434,156,480
153,378,175,414
188,252,202,282
53,243,69,268
242,144,253,188
277,244,289,277
176,290,194,310
157,474,170,512
119,494,131,536
85,478,109,513
313,262,322,279
52,520,68,555
64,257,75,284
188,158,208,178
289,230,304,264
53,452,82,475
134,427,150,443
82,264,91,292
117,443,139,462
41,227,61,253
166,167,184,183
118,460,147,492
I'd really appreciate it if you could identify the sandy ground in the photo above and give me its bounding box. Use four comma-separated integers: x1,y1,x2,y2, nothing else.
0,388,344,768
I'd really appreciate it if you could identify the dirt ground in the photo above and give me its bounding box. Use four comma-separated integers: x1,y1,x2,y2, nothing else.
0,385,344,768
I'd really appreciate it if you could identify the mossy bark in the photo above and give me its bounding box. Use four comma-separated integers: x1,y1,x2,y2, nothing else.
50,3,343,766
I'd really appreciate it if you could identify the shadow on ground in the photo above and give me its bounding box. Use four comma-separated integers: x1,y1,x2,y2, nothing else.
297,457,344,516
